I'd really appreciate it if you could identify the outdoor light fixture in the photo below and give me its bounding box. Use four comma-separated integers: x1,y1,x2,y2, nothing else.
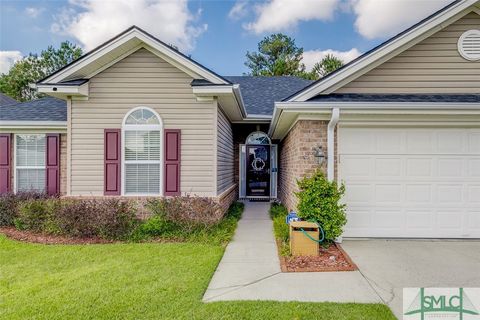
313,146,326,165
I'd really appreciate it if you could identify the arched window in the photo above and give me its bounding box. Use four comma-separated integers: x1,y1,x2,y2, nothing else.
122,107,162,195
245,131,271,145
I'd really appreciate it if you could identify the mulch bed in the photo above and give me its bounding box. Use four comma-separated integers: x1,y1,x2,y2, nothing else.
277,240,357,272
0,227,113,245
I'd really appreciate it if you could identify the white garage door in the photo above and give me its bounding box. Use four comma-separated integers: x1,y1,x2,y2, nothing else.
339,127,480,238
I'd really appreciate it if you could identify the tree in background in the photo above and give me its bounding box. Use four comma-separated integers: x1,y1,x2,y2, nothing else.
0,41,82,101
309,54,344,80
245,33,306,77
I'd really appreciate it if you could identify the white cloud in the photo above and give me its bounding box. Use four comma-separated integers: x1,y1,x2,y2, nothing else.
350,0,453,39
25,7,45,18
0,51,22,74
228,1,249,20
244,0,339,34
51,0,207,52
302,48,361,70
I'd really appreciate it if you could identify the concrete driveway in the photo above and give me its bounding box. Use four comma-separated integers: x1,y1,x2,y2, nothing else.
341,239,480,319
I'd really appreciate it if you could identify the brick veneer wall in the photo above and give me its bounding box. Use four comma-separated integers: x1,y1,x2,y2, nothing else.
278,120,333,211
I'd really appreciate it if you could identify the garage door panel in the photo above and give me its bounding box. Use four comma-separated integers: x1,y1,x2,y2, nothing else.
376,131,404,153
343,184,373,203
469,159,480,176
375,184,402,203
467,185,480,203
437,158,464,177
405,184,432,203
406,158,433,177
375,158,402,176
340,127,480,238
341,156,372,177
437,131,466,153
468,133,480,152
406,210,434,229
437,184,463,204
407,131,434,153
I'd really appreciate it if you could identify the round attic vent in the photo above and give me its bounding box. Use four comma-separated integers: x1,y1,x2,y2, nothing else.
457,29,480,61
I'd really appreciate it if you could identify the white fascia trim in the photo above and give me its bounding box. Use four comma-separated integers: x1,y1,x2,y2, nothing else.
43,28,228,85
193,84,248,118
0,121,67,128
288,0,478,102
275,101,480,110
269,101,480,137
37,83,88,96
192,85,235,95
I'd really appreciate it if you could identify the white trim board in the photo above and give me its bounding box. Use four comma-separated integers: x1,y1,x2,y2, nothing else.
40,27,229,85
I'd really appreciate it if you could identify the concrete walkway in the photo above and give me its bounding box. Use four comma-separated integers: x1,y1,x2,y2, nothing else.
203,202,380,304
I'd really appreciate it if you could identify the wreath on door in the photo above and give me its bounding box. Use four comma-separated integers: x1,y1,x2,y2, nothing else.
251,157,266,171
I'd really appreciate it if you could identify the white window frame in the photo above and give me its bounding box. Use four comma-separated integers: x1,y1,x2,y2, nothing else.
14,133,47,193
121,106,163,196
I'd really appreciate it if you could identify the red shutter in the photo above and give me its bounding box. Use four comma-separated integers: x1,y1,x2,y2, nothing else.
0,134,11,194
45,134,60,195
104,129,121,195
164,129,181,196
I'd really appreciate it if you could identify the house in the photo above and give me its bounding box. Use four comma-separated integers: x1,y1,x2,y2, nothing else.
1,0,479,238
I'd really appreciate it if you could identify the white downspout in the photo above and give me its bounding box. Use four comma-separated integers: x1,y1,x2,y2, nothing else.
327,108,340,182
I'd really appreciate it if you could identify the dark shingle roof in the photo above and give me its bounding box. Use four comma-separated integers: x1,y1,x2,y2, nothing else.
0,97,67,122
223,76,314,116
308,93,480,103
0,93,17,106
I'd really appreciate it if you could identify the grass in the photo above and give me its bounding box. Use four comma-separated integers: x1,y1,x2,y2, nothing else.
270,203,291,256
0,201,395,320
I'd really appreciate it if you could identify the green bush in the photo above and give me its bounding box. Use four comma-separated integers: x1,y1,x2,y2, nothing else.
0,192,52,227
132,201,244,245
269,202,288,219
296,169,347,241
146,196,223,233
15,199,61,233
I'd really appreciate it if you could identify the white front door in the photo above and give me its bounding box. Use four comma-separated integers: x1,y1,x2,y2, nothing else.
338,127,480,238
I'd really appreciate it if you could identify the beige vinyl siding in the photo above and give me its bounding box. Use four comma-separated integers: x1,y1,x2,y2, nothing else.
216,107,234,194
70,48,216,196
335,12,480,94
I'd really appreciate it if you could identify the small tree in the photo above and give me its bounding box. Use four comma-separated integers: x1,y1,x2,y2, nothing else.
295,170,347,241
245,33,306,77
309,54,344,80
0,41,82,101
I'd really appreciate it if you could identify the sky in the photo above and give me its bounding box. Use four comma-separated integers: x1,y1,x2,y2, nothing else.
0,0,453,75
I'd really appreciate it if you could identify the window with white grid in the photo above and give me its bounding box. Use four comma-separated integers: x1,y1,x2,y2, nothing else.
15,134,46,192
123,108,162,195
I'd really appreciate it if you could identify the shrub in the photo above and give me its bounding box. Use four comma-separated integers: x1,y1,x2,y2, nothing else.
55,198,138,240
146,196,223,232
0,192,50,226
132,201,244,244
16,199,61,233
296,169,347,241
269,202,288,219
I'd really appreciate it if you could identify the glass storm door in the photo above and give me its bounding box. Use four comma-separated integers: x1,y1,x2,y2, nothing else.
246,145,270,197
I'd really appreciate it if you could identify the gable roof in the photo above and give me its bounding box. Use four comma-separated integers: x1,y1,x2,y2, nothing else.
223,76,314,116
0,97,66,122
0,93,17,106
38,26,230,85
286,0,479,102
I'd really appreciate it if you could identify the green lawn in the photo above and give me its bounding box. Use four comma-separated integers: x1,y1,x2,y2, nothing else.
0,235,395,320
